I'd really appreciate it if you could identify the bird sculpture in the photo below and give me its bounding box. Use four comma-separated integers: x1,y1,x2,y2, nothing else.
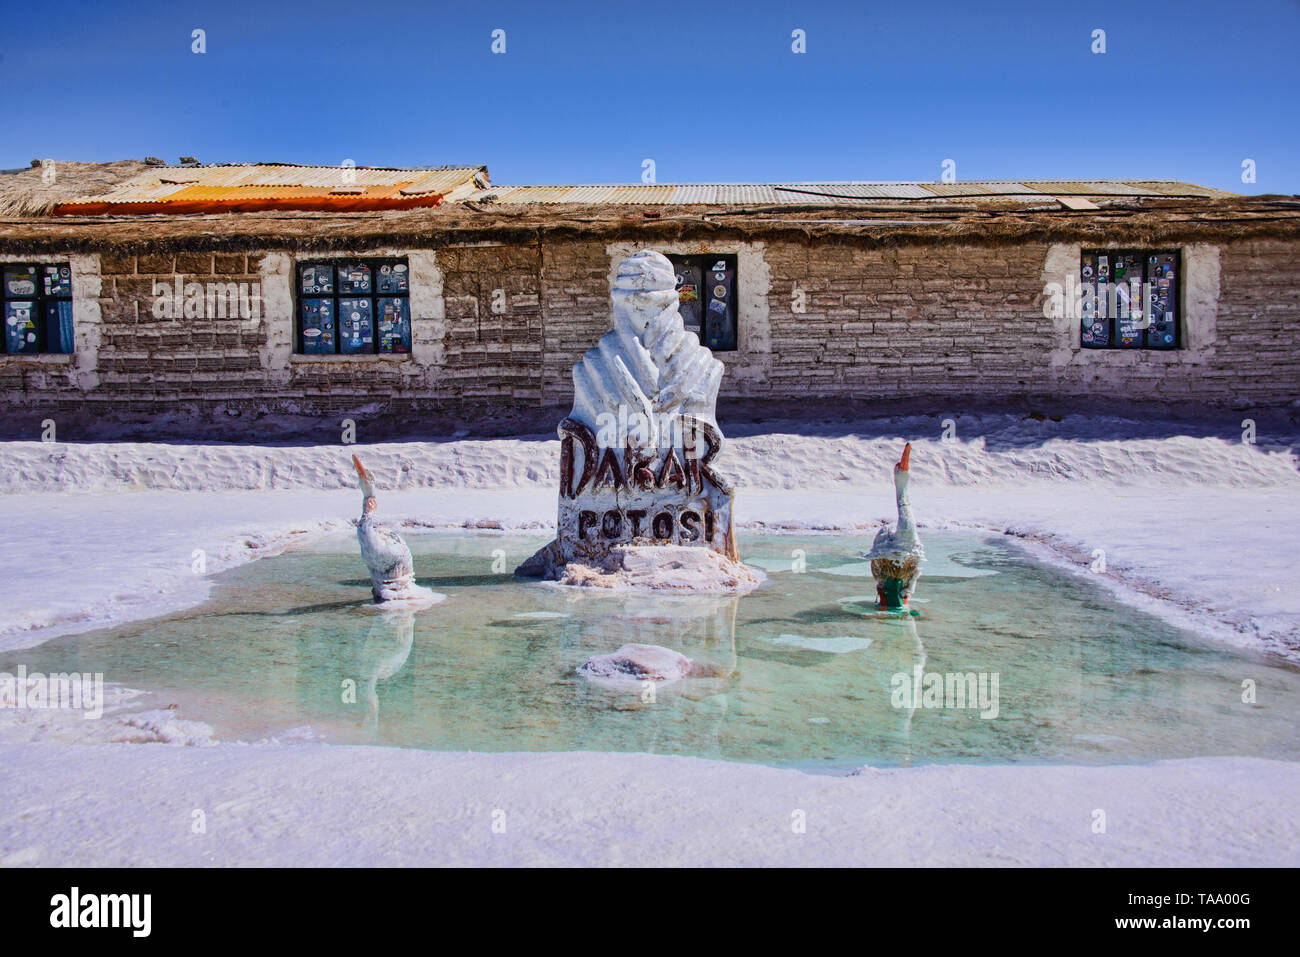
865,442,926,610
352,454,433,604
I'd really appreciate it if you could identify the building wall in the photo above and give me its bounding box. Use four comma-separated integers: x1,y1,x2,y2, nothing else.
95,251,267,410
548,237,1299,407
1,236,1297,422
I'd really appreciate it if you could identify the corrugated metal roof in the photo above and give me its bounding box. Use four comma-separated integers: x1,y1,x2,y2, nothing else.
669,184,776,204
48,164,1238,216
476,186,568,203
773,183,937,200
399,167,488,197
477,182,959,205
920,182,1037,196
1121,181,1237,199
1020,180,1164,196
54,163,485,214
471,185,677,204
468,179,1215,206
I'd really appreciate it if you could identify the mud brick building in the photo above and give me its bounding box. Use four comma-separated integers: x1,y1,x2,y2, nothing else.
1,160,1297,437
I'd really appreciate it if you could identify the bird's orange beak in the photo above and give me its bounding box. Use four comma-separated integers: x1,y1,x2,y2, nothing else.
352,454,367,478
898,442,911,472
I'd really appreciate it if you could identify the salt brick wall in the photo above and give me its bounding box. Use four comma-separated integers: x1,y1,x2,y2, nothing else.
438,244,543,402
96,252,266,410
1,237,1297,415
1204,240,1300,401
760,243,1048,398
543,239,1300,406
540,242,615,402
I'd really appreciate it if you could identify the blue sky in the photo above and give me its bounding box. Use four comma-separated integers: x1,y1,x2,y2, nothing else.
2,0,1296,192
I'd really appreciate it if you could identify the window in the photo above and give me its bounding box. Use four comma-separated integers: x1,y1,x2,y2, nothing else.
667,253,738,351
295,258,411,355
2,262,74,355
1080,249,1180,350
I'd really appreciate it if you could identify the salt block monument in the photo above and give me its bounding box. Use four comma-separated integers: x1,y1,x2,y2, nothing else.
518,250,761,593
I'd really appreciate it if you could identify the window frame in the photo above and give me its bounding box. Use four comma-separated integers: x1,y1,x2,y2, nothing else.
1080,248,1182,351
666,252,740,352
294,257,413,356
1,261,74,355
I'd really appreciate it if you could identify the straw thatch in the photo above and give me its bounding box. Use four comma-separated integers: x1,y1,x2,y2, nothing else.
0,160,150,217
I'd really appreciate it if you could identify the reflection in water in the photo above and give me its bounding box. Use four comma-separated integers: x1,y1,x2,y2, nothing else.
897,616,925,767
353,608,415,738
573,593,738,758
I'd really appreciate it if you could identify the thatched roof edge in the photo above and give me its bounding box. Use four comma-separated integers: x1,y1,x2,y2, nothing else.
1,198,1297,256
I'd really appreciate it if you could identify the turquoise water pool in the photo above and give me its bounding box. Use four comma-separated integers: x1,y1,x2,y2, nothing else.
9,531,1298,769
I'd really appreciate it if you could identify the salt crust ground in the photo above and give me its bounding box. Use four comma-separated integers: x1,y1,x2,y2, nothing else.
0,745,1294,867
1,413,1298,866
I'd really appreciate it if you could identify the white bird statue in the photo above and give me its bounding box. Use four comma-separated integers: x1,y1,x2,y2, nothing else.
866,442,926,610
352,454,434,604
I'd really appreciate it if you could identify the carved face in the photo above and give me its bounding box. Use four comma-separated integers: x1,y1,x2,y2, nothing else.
611,251,679,334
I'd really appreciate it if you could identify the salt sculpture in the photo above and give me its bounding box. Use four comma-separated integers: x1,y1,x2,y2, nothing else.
865,442,926,609
352,454,438,604
518,250,760,593
577,643,695,686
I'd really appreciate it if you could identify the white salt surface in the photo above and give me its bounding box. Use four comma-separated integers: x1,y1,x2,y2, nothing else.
1,415,1298,866
0,745,1294,867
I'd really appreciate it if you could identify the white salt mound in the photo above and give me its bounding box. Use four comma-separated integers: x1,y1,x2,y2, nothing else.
117,710,217,747
577,643,694,685
543,545,765,595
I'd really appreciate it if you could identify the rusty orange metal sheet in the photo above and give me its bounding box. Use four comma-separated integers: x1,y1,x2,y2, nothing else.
52,163,485,215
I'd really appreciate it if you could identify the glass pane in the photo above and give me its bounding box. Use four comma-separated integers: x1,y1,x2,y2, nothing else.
299,298,336,353
337,262,372,295
44,300,75,353
300,264,335,295
376,261,409,294
1112,252,1144,348
5,301,40,354
1080,251,1110,348
3,265,38,298
339,298,374,354
703,262,736,351
1144,252,1178,349
43,264,72,298
672,259,703,339
377,297,411,353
